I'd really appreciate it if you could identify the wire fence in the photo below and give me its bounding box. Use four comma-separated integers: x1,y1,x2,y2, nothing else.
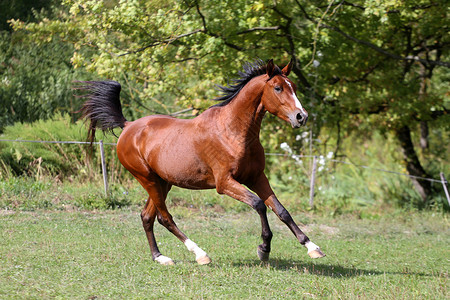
1,138,449,206
266,153,443,183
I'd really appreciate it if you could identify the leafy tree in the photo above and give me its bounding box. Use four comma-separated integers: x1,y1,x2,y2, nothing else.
0,32,88,130
9,0,449,203
0,2,90,131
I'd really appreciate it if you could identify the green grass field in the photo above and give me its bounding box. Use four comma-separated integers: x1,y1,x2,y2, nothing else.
1,208,448,299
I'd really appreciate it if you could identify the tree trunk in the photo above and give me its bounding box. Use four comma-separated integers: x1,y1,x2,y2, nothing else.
420,121,429,150
395,125,432,202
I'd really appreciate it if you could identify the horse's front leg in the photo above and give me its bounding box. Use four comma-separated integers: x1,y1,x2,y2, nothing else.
249,173,326,259
216,177,273,261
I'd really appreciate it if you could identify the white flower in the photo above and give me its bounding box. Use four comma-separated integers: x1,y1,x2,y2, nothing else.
280,142,292,153
291,155,303,165
327,151,333,159
313,60,320,68
318,155,325,165
2,77,11,86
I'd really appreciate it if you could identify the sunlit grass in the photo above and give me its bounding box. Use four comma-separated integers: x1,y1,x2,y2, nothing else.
0,209,448,299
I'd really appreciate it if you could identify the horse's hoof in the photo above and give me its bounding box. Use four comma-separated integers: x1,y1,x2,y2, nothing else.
257,246,270,261
196,255,212,265
308,249,326,259
155,255,175,265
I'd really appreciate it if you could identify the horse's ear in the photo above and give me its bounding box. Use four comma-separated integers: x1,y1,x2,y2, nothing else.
266,59,275,77
282,59,293,76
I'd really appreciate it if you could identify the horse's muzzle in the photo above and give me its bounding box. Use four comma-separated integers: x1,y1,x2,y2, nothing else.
290,110,308,128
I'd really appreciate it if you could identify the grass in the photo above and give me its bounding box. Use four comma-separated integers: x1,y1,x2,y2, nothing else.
1,208,448,299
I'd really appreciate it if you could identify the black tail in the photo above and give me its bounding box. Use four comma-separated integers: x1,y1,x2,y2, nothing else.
74,81,127,144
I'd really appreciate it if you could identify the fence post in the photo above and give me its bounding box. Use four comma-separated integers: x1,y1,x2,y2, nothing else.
99,140,109,197
309,156,318,209
309,129,313,169
440,172,450,206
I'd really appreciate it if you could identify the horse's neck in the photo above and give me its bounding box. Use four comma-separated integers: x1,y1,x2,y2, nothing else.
220,78,266,142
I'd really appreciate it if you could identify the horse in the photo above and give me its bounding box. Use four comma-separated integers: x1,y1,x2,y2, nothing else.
77,59,325,265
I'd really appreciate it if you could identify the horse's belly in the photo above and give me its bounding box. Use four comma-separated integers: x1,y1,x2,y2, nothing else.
155,156,216,189
146,137,216,189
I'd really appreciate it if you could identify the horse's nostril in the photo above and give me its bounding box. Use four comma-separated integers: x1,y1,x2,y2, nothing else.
296,113,303,121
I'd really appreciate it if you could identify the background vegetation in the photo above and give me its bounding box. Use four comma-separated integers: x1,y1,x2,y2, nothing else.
0,0,449,211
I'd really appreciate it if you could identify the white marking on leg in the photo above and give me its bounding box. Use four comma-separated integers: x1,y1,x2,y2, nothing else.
184,239,207,260
155,255,174,265
305,241,321,253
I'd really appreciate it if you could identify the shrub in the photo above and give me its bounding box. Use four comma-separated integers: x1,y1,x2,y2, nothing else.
0,113,126,183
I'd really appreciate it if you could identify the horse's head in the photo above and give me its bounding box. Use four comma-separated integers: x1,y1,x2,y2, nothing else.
261,59,308,128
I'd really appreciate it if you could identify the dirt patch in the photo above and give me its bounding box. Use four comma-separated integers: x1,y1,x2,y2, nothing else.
0,209,16,216
302,224,339,236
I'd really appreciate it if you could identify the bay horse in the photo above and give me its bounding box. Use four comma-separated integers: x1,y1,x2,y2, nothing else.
78,59,325,265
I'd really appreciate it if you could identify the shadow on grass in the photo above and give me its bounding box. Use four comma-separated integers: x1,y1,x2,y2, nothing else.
231,259,435,278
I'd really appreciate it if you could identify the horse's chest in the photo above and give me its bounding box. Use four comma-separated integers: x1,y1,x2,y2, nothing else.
230,147,265,182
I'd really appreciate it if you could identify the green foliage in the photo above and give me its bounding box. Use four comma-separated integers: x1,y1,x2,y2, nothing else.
1,0,449,206
12,0,447,130
0,177,53,210
74,190,131,210
0,176,136,211
0,114,121,180
0,31,89,131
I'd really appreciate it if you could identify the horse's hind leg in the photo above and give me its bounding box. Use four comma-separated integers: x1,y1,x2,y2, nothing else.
138,175,211,265
153,194,211,265
141,198,174,265
155,209,211,265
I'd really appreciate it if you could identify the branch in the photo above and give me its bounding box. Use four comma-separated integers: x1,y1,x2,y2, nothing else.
194,1,208,32
236,26,280,35
431,108,450,119
118,29,203,57
170,52,209,62
304,0,337,69
323,1,437,13
343,61,381,83
194,1,243,51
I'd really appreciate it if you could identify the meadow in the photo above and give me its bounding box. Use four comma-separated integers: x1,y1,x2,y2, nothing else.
1,198,448,299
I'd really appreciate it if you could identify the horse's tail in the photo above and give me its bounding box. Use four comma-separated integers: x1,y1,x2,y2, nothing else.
75,81,127,144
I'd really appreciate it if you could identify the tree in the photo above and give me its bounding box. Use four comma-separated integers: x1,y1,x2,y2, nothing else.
10,0,449,202
294,0,449,201
0,1,89,130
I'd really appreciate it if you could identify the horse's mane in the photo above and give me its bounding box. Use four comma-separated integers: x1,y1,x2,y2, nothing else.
212,59,282,107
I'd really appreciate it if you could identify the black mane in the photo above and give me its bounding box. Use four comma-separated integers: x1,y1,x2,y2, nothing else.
213,60,282,107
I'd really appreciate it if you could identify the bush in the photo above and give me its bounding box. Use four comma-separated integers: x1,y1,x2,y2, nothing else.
0,176,53,210
0,113,126,182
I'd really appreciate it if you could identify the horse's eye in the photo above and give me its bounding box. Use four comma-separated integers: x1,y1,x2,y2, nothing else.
274,86,282,93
